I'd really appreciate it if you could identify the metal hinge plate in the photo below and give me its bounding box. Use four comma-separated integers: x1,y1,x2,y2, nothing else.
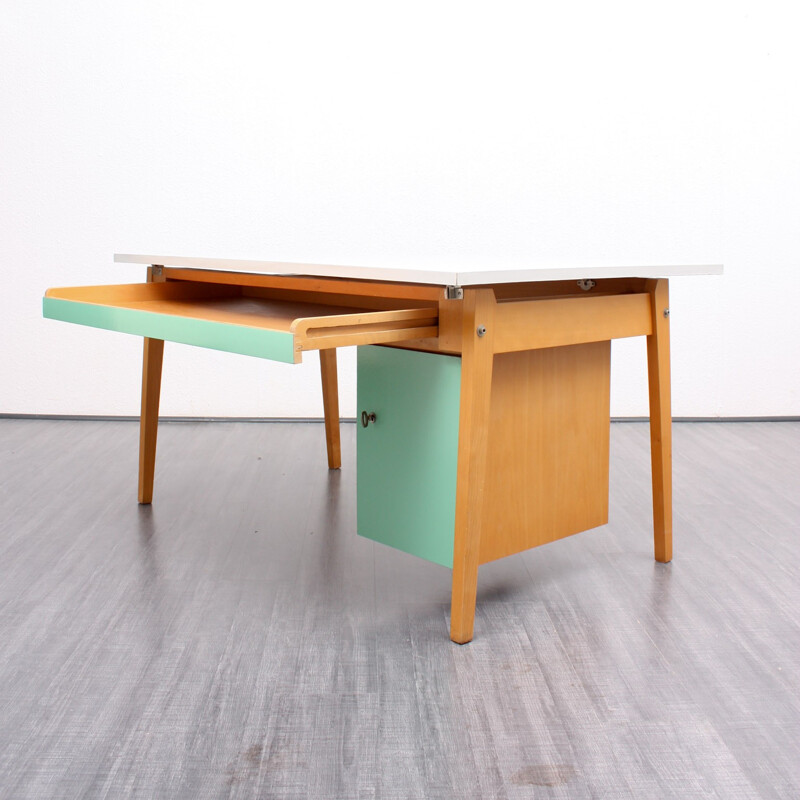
445,285,463,300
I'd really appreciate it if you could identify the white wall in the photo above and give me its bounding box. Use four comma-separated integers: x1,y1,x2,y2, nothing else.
2,1,798,418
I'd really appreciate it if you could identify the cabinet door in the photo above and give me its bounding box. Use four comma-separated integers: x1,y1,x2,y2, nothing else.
357,346,461,567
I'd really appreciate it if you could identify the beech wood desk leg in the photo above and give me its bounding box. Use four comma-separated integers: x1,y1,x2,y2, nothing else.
646,278,672,563
319,348,341,469
138,337,164,504
450,289,496,644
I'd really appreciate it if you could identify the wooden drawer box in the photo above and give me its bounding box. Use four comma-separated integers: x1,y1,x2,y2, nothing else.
43,279,439,364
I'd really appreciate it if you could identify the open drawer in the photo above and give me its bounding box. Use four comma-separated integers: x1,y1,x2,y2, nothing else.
43,279,439,363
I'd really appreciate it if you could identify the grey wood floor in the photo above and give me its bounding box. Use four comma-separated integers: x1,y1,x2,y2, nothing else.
0,419,797,799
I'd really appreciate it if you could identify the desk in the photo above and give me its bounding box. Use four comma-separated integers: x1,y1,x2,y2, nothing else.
44,256,721,643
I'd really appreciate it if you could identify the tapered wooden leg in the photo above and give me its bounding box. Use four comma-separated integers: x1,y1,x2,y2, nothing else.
138,337,164,504
450,289,496,644
646,279,672,562
319,348,341,469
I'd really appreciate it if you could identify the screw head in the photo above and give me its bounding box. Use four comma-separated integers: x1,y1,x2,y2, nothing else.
663,308,670,318
476,325,487,337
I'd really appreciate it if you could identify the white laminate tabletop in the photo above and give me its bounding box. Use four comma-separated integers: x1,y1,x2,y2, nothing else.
114,254,723,286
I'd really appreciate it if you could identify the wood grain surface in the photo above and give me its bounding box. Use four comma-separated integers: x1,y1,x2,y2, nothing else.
0,419,797,799
479,341,611,564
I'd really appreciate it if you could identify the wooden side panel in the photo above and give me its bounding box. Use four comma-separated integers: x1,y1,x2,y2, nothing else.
479,341,611,564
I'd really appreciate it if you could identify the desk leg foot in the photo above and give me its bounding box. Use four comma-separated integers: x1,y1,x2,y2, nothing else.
319,349,341,470
138,337,164,504
449,289,496,644
646,279,672,563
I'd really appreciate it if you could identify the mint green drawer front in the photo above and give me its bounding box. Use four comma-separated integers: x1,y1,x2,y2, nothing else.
357,346,461,568
42,297,296,363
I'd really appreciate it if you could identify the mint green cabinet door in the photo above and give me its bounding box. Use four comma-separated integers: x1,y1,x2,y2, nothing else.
357,346,462,568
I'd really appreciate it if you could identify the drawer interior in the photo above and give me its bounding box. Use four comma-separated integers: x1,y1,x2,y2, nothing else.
44,280,439,363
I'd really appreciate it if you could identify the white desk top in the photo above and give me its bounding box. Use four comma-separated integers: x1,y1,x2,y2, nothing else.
114,254,722,286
